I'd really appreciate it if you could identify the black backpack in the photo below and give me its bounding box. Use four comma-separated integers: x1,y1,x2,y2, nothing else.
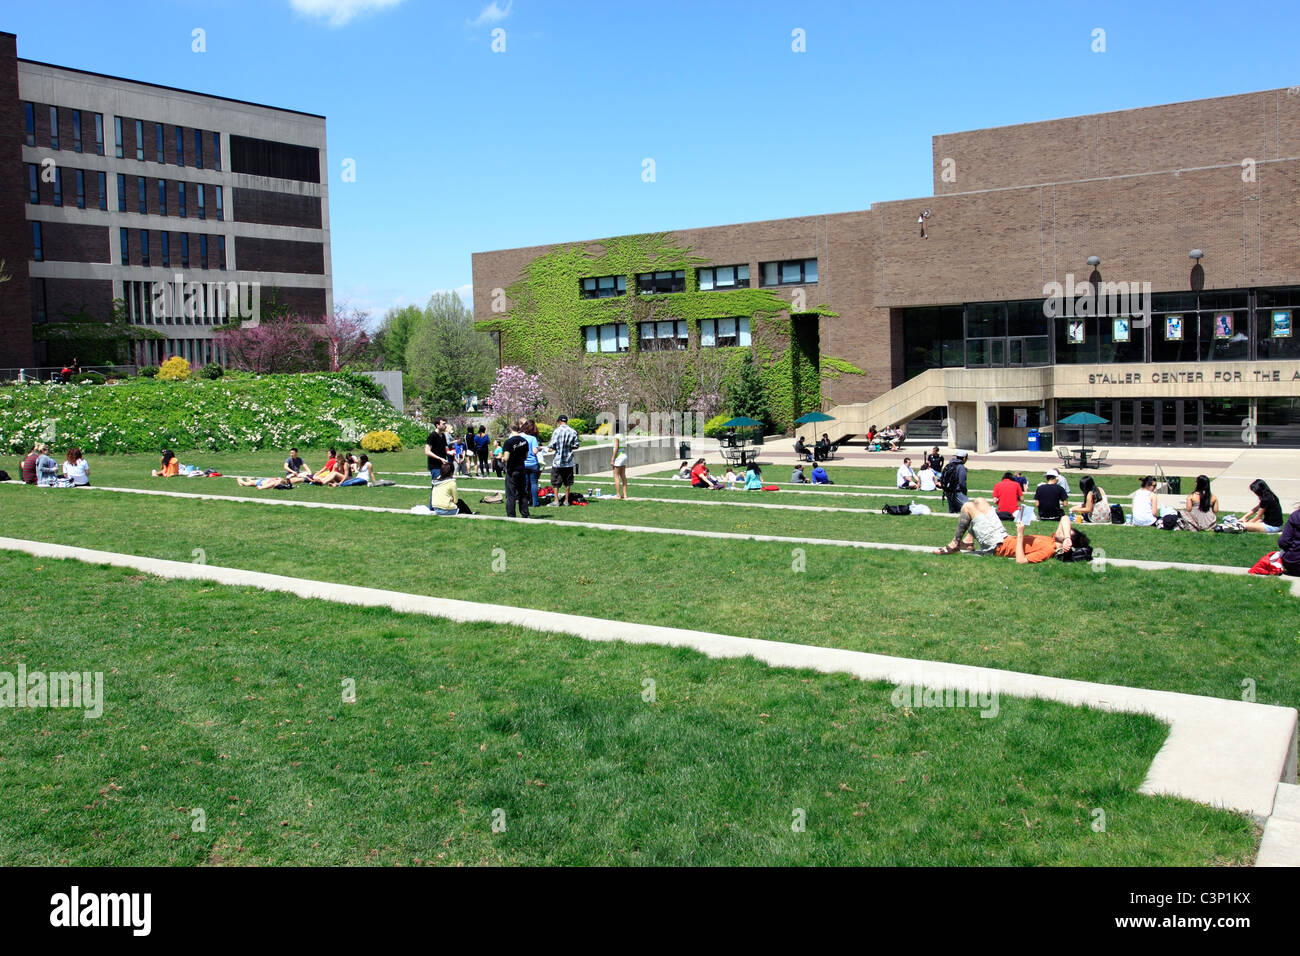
940,461,959,493
883,504,911,515
1110,503,1124,524
0,470,10,482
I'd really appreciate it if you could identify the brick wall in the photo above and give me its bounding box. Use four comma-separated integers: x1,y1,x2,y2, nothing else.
0,33,33,366
235,236,324,275
233,186,321,228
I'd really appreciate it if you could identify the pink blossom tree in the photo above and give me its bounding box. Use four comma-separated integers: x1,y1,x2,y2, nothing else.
318,304,371,371
488,365,545,428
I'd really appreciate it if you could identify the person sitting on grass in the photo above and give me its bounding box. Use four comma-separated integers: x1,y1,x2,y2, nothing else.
19,444,40,484
917,461,938,492
1069,475,1110,523
309,448,339,485
811,463,833,484
690,458,724,490
1241,479,1286,533
35,444,59,486
151,449,180,478
935,498,1091,563
1175,474,1218,532
992,471,1024,520
791,464,809,484
337,454,375,487
1033,470,1069,521
897,457,919,490
283,447,307,478
237,475,294,490
722,467,739,489
744,464,764,490
1131,476,1160,527
1279,504,1300,577
430,460,472,515
63,447,90,487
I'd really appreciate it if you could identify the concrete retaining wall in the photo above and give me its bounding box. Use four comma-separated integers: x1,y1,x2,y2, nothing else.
361,370,404,413
574,436,682,475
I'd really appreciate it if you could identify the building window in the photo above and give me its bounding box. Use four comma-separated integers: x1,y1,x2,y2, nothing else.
197,183,205,220
72,110,82,152
32,222,43,262
582,323,629,352
50,167,61,206
135,119,144,161
636,270,686,295
759,258,818,286
698,265,750,291
176,126,185,165
93,113,104,155
156,122,165,163
181,234,189,268
194,129,204,169
212,131,221,171
214,185,223,221
75,169,85,209
141,230,150,267
138,176,147,214
49,106,59,149
161,232,170,268
27,164,38,204
638,320,689,350
700,317,751,347
97,171,106,210
23,102,35,146
158,179,167,215
117,174,126,212
218,236,226,270
120,227,129,265
200,235,209,269
114,116,123,158
33,278,47,324
579,275,626,299
178,182,187,217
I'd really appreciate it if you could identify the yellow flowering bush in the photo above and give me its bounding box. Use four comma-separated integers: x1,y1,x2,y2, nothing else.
157,356,192,381
360,429,403,453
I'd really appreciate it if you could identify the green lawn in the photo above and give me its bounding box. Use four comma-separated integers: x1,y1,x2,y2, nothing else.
0,552,1259,865
2,469,1296,710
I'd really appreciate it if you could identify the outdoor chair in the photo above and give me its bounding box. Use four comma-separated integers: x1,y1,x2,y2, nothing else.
1091,449,1109,467
1055,447,1072,466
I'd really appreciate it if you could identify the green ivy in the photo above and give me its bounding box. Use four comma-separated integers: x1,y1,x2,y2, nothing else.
819,356,865,380
477,233,840,429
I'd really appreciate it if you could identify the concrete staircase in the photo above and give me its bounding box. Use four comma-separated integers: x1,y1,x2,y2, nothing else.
1257,782,1300,866
823,368,951,444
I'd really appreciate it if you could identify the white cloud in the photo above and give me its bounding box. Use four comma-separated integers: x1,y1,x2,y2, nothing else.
289,0,405,28
468,1,512,26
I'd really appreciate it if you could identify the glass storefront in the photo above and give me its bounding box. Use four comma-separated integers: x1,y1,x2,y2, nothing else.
1054,398,1294,448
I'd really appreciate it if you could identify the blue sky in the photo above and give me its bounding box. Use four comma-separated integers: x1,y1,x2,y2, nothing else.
8,0,1300,323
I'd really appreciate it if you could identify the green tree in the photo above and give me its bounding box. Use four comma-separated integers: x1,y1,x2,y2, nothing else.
729,352,771,427
371,304,425,370
404,292,496,416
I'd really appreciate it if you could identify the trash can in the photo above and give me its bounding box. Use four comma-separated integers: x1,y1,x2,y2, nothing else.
1026,429,1040,452
1168,476,1181,495
1039,431,1053,451
678,441,691,459
752,433,764,446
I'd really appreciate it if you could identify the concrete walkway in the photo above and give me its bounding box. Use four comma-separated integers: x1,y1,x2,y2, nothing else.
0,534,1293,825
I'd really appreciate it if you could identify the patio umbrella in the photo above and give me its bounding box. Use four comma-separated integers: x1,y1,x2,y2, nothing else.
721,417,763,428
794,411,835,425
1056,411,1109,451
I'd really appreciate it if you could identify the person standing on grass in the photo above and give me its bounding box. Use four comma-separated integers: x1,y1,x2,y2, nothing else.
939,450,968,513
1033,470,1069,521
522,420,542,508
501,420,531,519
610,430,629,500
474,426,491,478
935,498,1091,563
424,417,449,479
992,472,1023,520
491,438,504,477
547,415,580,506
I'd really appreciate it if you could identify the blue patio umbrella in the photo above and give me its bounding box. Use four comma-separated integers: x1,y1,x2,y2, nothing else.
721,417,763,428
1057,411,1110,449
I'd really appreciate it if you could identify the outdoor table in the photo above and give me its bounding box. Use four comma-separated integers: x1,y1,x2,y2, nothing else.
1076,448,1096,469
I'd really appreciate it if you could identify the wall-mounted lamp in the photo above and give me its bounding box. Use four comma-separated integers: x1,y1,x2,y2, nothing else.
1189,249,1204,261
1086,255,1101,267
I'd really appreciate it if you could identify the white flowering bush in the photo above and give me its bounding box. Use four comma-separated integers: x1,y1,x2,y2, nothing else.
0,373,426,454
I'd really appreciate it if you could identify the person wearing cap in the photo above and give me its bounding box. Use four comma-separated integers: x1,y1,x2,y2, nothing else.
934,498,1091,563
940,450,969,513
1034,470,1069,521
546,415,580,506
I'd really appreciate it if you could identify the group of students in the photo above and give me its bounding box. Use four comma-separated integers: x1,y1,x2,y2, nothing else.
16,443,90,487
233,447,380,490
865,424,905,451
486,415,590,518
793,434,835,462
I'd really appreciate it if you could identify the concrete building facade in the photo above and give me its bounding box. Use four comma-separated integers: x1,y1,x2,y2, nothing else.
0,31,332,372
472,86,1300,449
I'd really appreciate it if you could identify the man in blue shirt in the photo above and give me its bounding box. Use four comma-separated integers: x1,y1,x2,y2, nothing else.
811,464,832,484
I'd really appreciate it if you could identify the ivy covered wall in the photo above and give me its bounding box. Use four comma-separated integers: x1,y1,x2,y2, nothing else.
475,232,844,429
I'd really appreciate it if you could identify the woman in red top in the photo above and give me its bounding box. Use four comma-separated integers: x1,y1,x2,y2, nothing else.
991,472,1024,519
690,458,723,490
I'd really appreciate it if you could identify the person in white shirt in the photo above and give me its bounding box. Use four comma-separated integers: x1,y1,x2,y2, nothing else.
1131,475,1159,526
896,457,919,490
62,447,90,486
917,463,938,492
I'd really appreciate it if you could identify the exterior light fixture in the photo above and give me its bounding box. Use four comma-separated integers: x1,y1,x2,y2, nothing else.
1086,255,1101,267
1189,249,1204,261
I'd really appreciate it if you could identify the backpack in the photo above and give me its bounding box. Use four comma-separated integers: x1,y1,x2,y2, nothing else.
0,470,9,482
1160,513,1181,531
883,504,911,516
1057,546,1094,563
1110,503,1124,525
940,461,960,493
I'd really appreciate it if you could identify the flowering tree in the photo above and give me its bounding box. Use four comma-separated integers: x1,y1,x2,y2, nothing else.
318,304,371,372
219,314,320,373
488,365,545,428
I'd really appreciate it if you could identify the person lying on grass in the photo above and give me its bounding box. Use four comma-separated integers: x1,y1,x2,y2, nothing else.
236,476,295,490
935,498,1091,563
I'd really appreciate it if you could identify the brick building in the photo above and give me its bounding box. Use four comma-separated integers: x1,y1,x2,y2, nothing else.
472,87,1300,448
0,31,332,372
